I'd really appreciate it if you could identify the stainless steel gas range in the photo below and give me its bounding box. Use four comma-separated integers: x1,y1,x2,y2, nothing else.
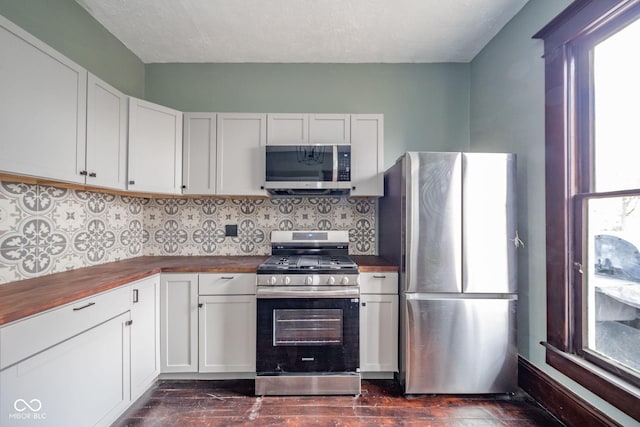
255,230,361,396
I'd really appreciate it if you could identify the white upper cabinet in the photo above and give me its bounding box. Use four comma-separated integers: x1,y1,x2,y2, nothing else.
350,114,384,197
128,97,183,194
85,73,128,190
266,114,308,145
0,15,87,184
309,114,350,144
216,113,267,196
183,113,217,195
267,113,351,145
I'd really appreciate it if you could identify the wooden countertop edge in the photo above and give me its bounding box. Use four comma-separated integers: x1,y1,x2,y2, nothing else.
0,256,398,326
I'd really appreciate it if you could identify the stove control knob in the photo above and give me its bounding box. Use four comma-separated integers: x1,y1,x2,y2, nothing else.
268,276,277,285
341,276,349,285
283,276,291,285
327,276,336,285
304,276,313,285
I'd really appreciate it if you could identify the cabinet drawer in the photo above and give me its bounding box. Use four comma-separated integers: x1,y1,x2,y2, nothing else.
360,272,398,294
0,285,130,370
199,273,256,295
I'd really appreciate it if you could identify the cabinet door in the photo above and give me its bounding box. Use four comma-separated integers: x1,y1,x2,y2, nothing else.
266,113,308,145
360,294,398,373
86,73,128,190
350,114,384,196
309,114,350,144
198,295,256,373
183,113,217,195
216,113,267,196
160,274,198,373
128,97,183,194
130,275,160,400
0,313,130,427
0,15,86,184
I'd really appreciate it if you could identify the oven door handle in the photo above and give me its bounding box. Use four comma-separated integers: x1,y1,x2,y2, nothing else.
256,286,359,299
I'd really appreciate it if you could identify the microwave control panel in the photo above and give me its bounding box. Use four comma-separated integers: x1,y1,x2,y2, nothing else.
337,146,351,181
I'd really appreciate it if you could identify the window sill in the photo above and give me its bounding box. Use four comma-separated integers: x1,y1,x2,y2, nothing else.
543,342,640,420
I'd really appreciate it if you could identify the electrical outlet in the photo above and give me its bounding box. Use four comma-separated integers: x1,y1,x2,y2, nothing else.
225,224,238,237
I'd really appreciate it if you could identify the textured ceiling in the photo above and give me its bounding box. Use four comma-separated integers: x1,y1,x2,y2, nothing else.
75,0,528,63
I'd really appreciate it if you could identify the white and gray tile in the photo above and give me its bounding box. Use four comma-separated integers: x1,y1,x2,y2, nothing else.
0,179,377,285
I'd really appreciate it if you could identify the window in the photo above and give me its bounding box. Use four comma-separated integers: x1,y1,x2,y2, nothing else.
583,16,640,381
534,0,640,419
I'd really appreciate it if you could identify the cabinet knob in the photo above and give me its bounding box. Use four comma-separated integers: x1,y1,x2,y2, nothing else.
260,185,265,190
198,303,203,308
352,186,356,190
129,180,135,185
181,185,186,189
362,302,367,307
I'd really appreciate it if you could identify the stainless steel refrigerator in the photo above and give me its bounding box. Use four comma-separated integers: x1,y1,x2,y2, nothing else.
379,152,518,394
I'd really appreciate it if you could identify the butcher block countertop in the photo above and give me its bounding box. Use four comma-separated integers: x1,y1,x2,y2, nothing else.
0,255,398,326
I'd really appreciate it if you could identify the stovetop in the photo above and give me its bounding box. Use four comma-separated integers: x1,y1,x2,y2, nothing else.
257,255,358,275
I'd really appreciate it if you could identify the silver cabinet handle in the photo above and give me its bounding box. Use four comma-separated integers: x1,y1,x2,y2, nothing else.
373,275,387,279
133,289,139,303
73,302,95,311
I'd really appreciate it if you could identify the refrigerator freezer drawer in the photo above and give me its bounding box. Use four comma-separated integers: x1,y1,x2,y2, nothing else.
403,296,517,394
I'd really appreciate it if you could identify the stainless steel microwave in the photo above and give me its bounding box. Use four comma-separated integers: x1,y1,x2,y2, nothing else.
264,145,351,195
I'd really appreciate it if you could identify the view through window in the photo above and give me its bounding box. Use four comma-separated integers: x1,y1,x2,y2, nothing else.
585,17,640,376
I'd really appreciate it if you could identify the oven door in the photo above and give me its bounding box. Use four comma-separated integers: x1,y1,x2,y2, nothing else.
256,287,359,375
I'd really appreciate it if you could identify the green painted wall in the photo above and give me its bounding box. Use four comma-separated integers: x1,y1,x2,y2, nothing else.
470,0,634,424
145,63,470,167
0,0,144,97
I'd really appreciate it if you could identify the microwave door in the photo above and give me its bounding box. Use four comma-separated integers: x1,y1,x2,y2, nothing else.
266,145,333,182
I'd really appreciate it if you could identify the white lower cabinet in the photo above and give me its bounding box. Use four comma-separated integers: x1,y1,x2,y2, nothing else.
0,311,131,427
130,275,161,400
198,295,256,373
160,274,199,373
198,273,256,373
360,272,399,376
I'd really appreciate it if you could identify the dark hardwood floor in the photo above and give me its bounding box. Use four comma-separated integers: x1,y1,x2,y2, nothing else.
113,380,564,426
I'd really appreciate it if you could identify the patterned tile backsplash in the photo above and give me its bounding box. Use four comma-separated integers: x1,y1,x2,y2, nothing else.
0,180,376,284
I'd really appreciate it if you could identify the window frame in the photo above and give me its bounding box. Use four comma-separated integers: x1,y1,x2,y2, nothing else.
534,0,640,419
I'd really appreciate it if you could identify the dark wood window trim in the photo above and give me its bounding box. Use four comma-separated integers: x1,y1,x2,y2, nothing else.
534,0,640,420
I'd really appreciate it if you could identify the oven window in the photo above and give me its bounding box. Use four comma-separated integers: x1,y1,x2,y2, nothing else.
273,308,343,346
